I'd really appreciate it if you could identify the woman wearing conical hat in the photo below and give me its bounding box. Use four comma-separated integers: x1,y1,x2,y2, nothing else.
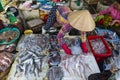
43,5,95,55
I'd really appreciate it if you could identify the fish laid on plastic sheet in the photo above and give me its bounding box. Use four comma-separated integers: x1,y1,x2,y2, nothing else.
59,53,100,80
7,50,48,80
17,34,60,55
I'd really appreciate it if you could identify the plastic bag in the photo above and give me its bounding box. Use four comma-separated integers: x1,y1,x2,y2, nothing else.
95,27,119,43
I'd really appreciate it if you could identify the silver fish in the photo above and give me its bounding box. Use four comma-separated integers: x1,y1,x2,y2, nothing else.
27,50,38,58
14,65,20,76
31,64,35,73
25,63,31,80
19,54,32,63
34,67,39,78
18,63,24,71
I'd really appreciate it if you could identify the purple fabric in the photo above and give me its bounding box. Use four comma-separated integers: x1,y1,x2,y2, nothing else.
56,6,72,46
99,5,120,24
57,24,72,46
57,6,71,19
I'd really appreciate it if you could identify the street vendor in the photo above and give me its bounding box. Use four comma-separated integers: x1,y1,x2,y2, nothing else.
95,0,120,26
42,5,95,55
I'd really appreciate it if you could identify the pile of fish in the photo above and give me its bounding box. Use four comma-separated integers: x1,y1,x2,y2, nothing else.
17,34,59,53
13,50,48,80
90,38,107,54
7,34,100,80
59,54,98,80
7,34,62,80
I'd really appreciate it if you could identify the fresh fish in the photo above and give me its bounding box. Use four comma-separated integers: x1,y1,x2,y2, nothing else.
24,63,31,80
39,55,46,72
14,65,20,76
18,63,24,71
34,67,39,78
19,54,32,63
22,58,33,64
30,64,35,73
27,50,38,58
38,61,41,70
19,64,26,75
25,63,29,76
18,65,23,72
34,59,41,69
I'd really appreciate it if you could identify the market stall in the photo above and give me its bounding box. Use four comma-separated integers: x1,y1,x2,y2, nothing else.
7,34,100,80
0,0,120,80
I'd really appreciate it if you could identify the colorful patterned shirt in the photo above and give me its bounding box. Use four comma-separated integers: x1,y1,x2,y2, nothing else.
44,6,72,46
56,6,72,46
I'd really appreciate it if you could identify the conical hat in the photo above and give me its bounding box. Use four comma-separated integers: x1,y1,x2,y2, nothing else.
68,10,95,32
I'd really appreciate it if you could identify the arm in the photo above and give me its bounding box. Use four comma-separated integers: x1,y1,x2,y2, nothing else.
56,6,72,55
110,19,120,26
117,20,120,24
57,24,72,55
57,24,72,45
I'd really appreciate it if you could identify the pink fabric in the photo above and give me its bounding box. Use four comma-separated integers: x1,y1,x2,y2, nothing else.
99,5,120,24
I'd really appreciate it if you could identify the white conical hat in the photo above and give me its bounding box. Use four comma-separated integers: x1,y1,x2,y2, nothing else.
68,10,95,31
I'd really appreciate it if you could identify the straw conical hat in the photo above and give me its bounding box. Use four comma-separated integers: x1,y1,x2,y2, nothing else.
68,10,95,31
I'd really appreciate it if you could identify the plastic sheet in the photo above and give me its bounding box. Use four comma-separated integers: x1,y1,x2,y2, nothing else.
59,53,100,80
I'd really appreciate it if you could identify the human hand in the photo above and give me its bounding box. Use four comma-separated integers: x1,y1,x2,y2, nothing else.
110,20,119,26
110,67,119,74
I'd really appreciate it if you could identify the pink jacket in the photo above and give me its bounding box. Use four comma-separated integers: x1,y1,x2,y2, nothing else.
99,5,120,24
